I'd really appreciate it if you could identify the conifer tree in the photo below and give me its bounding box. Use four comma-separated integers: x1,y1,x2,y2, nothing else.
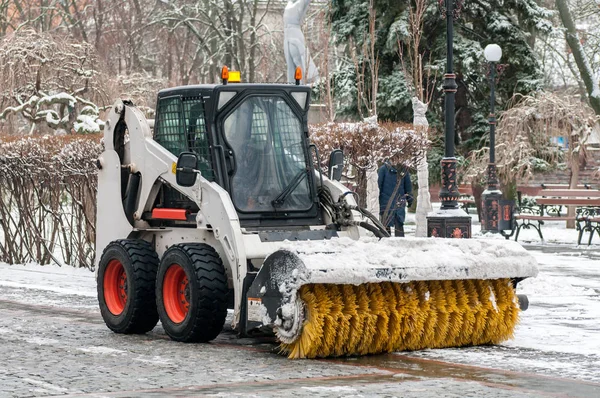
329,0,553,156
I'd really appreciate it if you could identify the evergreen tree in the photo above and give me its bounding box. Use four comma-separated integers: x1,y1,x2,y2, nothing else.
329,0,553,155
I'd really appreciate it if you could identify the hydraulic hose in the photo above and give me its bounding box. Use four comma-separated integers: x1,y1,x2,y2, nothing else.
358,221,387,238
349,205,390,238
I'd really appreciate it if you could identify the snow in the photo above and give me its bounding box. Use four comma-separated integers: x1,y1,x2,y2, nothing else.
36,93,76,108
302,386,357,393
508,251,600,356
74,114,102,134
400,249,600,381
279,236,538,286
488,286,498,312
0,262,96,299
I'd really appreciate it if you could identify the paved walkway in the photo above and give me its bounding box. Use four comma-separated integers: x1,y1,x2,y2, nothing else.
0,247,598,397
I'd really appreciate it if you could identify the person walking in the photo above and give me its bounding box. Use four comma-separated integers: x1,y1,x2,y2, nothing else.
378,160,413,237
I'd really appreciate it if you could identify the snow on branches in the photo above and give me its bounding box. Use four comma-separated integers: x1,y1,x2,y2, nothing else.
465,92,599,187
0,135,102,268
310,120,429,205
0,30,108,135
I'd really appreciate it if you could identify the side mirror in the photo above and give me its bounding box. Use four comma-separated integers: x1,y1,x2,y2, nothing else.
176,152,199,187
328,149,344,181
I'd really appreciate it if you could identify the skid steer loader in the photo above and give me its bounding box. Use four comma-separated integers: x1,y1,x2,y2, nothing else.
96,68,537,358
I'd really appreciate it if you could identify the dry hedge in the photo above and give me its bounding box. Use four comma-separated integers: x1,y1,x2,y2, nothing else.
310,121,428,206
0,135,102,269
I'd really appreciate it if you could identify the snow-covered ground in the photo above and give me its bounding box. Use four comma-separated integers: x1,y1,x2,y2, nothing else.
0,219,599,385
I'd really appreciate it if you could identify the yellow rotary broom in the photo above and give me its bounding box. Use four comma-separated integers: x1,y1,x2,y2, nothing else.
245,237,537,359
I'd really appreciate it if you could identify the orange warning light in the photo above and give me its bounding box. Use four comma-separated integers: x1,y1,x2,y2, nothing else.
221,66,229,83
294,66,303,84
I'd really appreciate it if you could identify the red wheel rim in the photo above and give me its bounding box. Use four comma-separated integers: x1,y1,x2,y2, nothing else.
104,259,127,315
163,264,190,324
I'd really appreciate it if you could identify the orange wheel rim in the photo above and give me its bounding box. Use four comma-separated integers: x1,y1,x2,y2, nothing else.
104,259,127,315
163,264,190,324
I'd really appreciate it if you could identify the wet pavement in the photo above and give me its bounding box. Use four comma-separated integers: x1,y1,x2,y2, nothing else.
1,248,599,397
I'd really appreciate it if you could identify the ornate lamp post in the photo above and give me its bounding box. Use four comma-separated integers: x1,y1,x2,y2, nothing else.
481,44,503,233
427,0,472,239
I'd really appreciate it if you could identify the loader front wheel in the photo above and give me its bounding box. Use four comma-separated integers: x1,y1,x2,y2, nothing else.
97,239,159,334
157,244,228,343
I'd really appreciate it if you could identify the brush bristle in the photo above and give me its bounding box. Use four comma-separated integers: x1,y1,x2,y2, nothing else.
279,279,520,359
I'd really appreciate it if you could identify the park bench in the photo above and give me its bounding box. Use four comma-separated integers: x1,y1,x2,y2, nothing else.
517,183,593,206
458,184,476,214
513,189,600,244
576,207,600,245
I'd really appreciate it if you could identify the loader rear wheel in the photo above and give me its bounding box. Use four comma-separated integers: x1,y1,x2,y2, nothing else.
97,239,160,334
156,243,228,343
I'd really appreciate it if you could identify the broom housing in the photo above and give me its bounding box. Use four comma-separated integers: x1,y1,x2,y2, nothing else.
246,237,538,358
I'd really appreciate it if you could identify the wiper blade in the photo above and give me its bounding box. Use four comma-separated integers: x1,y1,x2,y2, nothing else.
271,168,308,208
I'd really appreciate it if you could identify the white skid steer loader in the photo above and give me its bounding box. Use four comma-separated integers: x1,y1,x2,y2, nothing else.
96,72,537,358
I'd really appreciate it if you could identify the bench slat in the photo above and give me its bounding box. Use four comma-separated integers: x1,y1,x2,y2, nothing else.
515,215,575,221
517,184,593,196
536,198,600,206
538,190,600,198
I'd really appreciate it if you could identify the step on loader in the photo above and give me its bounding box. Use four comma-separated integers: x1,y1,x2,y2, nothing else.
96,68,537,358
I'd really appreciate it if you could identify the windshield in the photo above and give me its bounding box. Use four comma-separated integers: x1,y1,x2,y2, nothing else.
223,96,312,213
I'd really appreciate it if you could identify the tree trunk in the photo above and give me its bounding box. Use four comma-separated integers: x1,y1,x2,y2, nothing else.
472,182,485,223
556,0,600,116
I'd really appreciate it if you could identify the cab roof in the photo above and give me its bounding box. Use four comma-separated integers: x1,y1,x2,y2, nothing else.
158,83,309,98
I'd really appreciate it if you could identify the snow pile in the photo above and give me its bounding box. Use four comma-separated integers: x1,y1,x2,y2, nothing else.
278,236,538,285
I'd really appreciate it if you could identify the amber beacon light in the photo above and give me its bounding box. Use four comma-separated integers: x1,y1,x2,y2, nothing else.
295,66,302,85
221,66,229,85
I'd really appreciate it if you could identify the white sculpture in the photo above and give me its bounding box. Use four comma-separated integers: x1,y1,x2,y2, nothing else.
412,97,433,237
283,0,318,83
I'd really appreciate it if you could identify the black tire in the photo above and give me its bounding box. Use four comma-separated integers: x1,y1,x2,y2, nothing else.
97,239,159,334
156,243,228,342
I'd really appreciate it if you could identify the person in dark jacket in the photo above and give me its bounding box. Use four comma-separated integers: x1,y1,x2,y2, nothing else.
378,160,413,237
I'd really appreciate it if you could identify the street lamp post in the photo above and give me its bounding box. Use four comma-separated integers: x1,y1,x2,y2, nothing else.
481,44,502,233
427,0,472,239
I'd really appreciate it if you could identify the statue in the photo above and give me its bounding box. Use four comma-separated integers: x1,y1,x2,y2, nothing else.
283,0,318,84
412,97,433,237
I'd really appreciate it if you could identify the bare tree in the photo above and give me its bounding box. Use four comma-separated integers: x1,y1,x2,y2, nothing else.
350,0,379,119
0,30,109,134
0,135,101,268
465,92,599,227
154,0,279,84
556,0,600,115
397,0,438,237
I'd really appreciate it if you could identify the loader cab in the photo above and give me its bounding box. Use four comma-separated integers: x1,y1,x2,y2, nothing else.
154,83,321,228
